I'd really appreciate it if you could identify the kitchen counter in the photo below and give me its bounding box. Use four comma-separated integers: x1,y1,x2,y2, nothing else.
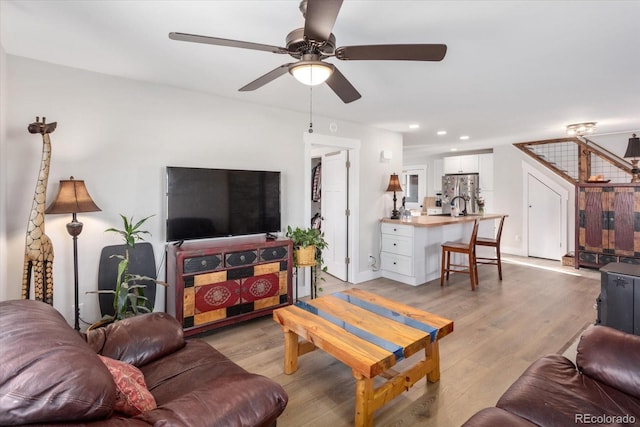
381,213,505,228
379,214,506,286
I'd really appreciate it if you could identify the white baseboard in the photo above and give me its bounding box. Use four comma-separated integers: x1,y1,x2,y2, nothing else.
501,246,527,257
353,269,383,284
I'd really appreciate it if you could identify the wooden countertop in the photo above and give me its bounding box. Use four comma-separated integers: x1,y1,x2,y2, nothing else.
381,213,506,228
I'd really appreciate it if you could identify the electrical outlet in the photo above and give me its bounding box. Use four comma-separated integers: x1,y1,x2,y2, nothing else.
515,235,521,242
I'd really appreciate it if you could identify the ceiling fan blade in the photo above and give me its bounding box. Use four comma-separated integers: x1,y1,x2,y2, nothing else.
325,66,361,104
239,64,292,92
336,44,447,61
303,0,343,42
169,32,287,54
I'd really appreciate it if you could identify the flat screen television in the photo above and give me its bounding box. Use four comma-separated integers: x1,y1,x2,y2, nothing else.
166,166,281,242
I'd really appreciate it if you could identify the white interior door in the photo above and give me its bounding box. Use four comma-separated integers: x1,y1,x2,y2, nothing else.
321,150,348,281
528,174,563,260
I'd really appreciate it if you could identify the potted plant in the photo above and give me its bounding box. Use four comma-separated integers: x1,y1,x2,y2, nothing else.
476,188,485,214
89,215,165,327
285,225,328,297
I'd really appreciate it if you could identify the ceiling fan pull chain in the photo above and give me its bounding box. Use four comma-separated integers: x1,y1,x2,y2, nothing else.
308,83,314,133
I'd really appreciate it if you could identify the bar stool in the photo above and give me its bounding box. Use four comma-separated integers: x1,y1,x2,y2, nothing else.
475,215,506,280
440,219,480,291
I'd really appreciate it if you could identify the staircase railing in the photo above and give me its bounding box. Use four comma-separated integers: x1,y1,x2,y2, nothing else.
513,137,632,184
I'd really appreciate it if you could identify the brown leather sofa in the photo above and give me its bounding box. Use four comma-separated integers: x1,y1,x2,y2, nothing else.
463,325,640,426
0,299,288,426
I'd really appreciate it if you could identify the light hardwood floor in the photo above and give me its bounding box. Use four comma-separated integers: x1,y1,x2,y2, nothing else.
198,256,600,427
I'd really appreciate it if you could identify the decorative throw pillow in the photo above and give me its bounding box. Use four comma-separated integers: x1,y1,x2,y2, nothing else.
98,355,157,416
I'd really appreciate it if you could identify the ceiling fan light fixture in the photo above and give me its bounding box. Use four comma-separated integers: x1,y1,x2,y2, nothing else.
566,122,596,136
289,61,334,86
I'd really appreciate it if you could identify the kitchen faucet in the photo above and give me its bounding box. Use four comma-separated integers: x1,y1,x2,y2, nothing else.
450,195,468,216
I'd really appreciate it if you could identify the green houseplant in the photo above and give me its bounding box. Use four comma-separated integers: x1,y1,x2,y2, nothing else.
285,225,328,296
90,215,165,325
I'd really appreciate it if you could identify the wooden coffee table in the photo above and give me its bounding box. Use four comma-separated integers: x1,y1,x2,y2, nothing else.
272,288,454,427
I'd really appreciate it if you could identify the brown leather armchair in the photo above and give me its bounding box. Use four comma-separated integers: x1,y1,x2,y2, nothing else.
463,325,640,426
0,299,288,426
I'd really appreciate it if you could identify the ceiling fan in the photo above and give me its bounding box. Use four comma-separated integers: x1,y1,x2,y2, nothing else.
169,0,447,103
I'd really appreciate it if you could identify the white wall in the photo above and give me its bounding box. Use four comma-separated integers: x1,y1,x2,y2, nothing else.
493,144,575,256
303,124,403,282
0,44,7,301
353,126,403,282
2,55,401,326
406,144,576,258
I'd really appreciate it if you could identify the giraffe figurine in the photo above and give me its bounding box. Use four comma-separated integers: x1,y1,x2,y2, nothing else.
22,116,57,305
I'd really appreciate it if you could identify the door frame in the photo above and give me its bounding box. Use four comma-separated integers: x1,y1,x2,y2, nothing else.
521,161,569,258
527,174,563,259
319,149,349,281
304,132,360,285
401,166,427,210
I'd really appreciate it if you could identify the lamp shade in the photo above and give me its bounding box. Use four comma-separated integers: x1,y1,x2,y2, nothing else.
45,177,101,214
624,134,640,159
386,174,403,192
289,61,334,86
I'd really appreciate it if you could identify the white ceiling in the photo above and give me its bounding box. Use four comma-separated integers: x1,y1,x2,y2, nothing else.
2,0,639,156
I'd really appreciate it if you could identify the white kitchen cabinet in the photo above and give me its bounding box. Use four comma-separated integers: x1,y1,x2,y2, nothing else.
443,157,459,174
380,223,416,279
478,153,494,191
380,218,496,286
443,155,479,174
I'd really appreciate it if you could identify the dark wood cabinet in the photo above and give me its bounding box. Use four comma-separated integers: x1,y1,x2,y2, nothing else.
576,183,640,268
598,262,640,335
167,236,292,336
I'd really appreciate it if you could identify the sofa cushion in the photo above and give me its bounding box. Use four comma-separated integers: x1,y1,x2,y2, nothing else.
98,355,156,416
140,340,251,405
577,325,640,400
85,312,185,367
0,300,115,424
496,354,640,426
139,340,288,427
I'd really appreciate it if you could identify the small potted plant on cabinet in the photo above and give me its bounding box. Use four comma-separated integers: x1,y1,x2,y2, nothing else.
285,225,328,297
88,215,166,328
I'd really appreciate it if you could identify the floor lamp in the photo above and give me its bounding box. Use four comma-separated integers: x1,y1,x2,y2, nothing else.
45,176,101,331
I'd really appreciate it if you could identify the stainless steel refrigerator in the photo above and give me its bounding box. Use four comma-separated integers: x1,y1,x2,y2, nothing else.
442,174,479,215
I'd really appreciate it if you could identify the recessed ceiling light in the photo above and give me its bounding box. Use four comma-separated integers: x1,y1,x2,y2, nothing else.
460,135,470,140
409,124,420,129
437,130,447,135
450,148,458,151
